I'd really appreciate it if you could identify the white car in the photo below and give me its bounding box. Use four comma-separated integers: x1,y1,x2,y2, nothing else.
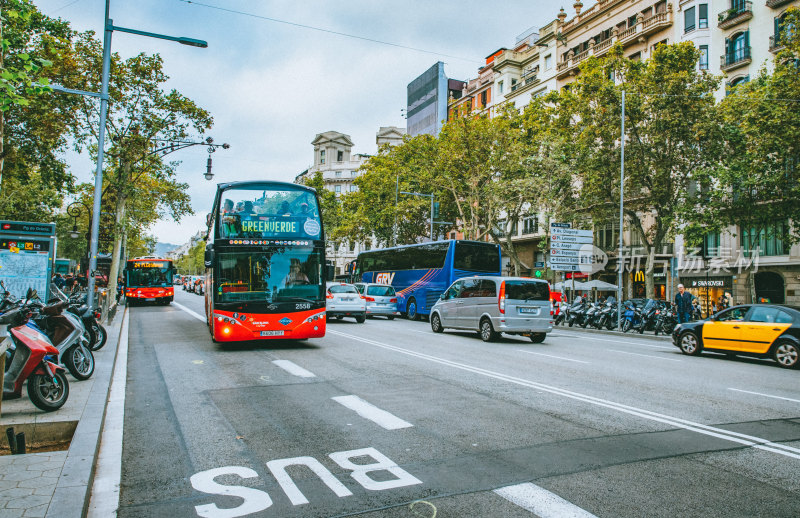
326,282,366,323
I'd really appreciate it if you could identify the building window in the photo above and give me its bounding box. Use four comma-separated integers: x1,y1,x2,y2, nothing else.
685,6,696,33
351,170,357,177
628,14,638,27
699,45,709,70
544,55,552,70
350,185,357,192
335,171,342,178
741,222,786,257
337,150,343,162
629,51,641,61
498,80,504,94
522,216,538,235
698,4,708,28
335,185,341,193
595,222,619,251
449,232,456,240
320,150,326,164
480,90,487,107
702,232,721,256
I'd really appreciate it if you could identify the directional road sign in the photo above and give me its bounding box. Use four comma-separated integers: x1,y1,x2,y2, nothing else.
551,227,593,238
550,240,588,250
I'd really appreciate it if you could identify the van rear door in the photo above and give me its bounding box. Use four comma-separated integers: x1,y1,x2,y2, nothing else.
504,280,550,319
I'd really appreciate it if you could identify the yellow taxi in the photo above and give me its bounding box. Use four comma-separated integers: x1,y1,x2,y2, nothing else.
672,304,800,369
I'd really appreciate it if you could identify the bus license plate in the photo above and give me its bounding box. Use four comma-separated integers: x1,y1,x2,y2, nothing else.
518,307,538,314
261,330,285,337
146,298,155,302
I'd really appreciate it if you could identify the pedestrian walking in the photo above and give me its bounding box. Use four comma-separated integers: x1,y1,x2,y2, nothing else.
711,300,718,315
674,284,694,323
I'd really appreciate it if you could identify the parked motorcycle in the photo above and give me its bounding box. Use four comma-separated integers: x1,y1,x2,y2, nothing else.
654,303,678,336
1,292,70,411
621,300,643,333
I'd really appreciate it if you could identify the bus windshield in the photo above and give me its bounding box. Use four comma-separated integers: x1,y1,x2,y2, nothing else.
218,187,322,240
216,247,324,304
126,260,173,288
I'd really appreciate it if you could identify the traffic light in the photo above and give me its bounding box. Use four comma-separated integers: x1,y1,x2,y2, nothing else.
432,201,440,219
534,270,543,278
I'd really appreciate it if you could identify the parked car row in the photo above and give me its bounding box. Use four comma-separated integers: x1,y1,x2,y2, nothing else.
326,277,554,344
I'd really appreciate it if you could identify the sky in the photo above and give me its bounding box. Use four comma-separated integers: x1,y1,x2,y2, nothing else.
36,0,567,246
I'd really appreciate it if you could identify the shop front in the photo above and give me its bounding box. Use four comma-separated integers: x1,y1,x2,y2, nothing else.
680,276,733,317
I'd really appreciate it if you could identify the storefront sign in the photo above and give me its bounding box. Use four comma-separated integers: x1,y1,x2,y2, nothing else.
690,279,725,288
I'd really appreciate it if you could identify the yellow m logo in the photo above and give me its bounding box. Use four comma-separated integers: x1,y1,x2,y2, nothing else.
634,271,645,282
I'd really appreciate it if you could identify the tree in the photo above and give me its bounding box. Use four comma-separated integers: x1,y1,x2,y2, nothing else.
0,0,77,212
551,43,722,296
691,7,800,301
66,32,212,299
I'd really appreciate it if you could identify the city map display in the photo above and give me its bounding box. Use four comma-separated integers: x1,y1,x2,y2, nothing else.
0,239,51,299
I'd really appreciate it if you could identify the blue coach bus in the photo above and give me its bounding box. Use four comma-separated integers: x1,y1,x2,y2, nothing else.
351,240,501,320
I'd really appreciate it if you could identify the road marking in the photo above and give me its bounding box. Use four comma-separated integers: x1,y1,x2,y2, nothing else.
332,395,413,430
88,308,129,518
173,301,206,322
272,360,316,378
328,329,800,461
517,350,590,364
556,332,673,349
494,482,597,518
728,388,800,404
607,349,682,362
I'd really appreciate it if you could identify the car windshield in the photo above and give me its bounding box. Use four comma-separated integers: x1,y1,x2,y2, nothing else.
366,285,395,296
329,284,357,294
505,281,549,301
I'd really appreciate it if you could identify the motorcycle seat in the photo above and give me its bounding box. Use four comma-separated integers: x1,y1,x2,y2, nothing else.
41,301,67,316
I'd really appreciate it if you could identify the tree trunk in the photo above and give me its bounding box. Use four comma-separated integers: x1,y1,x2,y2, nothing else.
106,162,131,302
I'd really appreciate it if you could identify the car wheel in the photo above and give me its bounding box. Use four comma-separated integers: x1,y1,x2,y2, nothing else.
430,313,443,333
406,298,421,321
355,314,366,323
479,318,498,342
530,333,545,343
773,340,800,369
678,331,702,356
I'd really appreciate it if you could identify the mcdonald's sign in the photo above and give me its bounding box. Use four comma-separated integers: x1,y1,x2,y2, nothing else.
634,271,645,282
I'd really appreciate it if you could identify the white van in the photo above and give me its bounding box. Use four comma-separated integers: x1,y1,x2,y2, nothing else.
429,276,553,343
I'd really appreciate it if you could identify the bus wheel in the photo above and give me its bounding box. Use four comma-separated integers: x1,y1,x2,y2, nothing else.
406,298,420,321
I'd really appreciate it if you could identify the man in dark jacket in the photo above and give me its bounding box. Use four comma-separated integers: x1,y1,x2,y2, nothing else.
674,284,694,323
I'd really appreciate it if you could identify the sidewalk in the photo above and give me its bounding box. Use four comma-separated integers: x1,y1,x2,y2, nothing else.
0,307,126,518
553,323,673,341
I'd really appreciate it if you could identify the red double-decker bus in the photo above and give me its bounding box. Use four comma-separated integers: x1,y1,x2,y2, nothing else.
124,257,175,305
204,181,327,342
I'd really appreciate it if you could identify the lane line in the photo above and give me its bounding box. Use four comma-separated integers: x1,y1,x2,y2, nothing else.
607,349,682,362
517,350,590,364
87,308,130,518
272,360,316,378
331,395,413,430
328,329,800,460
173,301,206,322
494,482,598,518
555,332,673,349
728,388,800,404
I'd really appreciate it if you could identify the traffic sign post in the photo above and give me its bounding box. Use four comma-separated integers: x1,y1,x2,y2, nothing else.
548,222,594,273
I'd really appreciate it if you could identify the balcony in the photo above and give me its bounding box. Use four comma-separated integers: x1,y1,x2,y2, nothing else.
720,46,752,72
766,0,793,8
769,35,784,53
555,5,673,79
510,70,540,92
718,2,753,30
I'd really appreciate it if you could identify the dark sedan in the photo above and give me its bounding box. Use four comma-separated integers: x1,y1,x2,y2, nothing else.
672,304,800,369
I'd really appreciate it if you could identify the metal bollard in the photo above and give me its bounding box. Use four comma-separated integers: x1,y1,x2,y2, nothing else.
6,427,16,453
15,432,25,454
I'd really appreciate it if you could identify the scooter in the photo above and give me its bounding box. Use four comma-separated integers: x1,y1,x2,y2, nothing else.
621,301,642,333
64,288,107,351
31,300,95,381
2,298,70,412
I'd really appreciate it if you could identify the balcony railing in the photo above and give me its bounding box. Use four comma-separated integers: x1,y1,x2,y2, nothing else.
769,34,784,53
720,45,752,71
511,70,540,92
766,0,793,8
718,1,753,29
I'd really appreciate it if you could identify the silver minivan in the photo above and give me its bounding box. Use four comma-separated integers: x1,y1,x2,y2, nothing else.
430,276,553,343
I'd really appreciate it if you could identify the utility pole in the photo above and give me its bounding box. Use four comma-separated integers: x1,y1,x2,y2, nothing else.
617,90,625,330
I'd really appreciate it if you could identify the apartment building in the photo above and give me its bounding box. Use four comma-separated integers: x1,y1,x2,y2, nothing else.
295,128,406,276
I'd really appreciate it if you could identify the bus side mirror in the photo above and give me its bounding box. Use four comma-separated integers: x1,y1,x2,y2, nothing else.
204,249,214,268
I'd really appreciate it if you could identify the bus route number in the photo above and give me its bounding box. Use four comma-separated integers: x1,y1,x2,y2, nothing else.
295,303,311,310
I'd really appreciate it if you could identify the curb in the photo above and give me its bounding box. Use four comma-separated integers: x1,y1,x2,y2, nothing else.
553,324,672,342
45,308,126,518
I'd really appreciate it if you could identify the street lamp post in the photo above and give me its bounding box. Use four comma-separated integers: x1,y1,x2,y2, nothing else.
79,0,208,311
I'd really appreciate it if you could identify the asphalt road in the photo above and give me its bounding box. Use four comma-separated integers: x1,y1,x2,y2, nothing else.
116,289,800,517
